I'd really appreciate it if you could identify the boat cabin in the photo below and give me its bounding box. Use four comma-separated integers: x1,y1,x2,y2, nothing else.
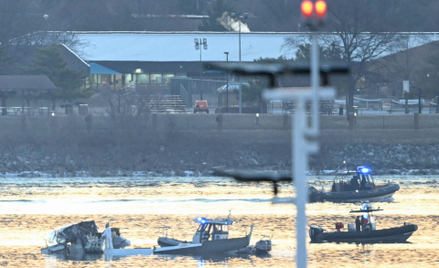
331,166,375,192
348,202,382,231
192,217,232,243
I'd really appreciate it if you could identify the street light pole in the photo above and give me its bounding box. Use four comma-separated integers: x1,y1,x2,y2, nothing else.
194,38,208,100
239,21,241,62
224,52,229,113
231,13,248,114
411,84,423,114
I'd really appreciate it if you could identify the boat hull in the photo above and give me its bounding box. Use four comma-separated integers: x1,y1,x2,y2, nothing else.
157,237,187,247
155,234,252,255
309,224,418,244
309,184,400,203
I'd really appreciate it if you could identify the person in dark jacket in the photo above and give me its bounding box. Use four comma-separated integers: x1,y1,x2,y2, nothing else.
360,176,367,188
350,176,359,190
355,216,361,231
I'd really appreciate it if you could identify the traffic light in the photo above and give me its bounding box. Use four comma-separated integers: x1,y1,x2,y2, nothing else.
301,0,314,18
315,0,327,18
301,0,327,30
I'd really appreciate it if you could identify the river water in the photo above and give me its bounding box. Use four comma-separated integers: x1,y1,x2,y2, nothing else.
0,175,438,267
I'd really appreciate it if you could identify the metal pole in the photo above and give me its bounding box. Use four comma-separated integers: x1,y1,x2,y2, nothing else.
294,95,307,268
225,52,229,113
294,32,320,268
418,88,421,114
263,87,335,268
200,39,203,100
239,21,242,114
310,34,320,135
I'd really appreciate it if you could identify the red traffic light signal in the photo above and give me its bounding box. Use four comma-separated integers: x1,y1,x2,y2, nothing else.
315,0,327,18
301,0,314,18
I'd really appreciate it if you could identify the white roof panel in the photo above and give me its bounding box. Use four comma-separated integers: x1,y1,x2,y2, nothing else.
75,32,297,62
74,32,439,63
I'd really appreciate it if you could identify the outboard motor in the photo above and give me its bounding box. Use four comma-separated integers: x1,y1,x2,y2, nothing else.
309,226,324,243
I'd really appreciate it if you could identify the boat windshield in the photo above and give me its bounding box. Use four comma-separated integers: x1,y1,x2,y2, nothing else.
213,224,229,233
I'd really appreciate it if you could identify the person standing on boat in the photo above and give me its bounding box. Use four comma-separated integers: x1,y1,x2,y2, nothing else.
355,216,361,231
360,175,367,188
350,176,359,190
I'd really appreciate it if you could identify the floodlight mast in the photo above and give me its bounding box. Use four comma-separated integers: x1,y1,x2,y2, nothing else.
194,38,208,100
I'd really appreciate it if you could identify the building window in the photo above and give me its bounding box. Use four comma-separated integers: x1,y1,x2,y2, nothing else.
125,74,132,84
137,74,149,83
150,73,162,83
114,74,123,88
162,74,175,83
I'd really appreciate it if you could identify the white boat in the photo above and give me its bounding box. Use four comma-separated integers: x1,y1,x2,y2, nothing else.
155,214,254,255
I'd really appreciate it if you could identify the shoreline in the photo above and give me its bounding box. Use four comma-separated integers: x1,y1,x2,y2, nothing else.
1,168,437,178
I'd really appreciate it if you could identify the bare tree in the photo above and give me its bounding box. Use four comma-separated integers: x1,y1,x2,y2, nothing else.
284,0,399,115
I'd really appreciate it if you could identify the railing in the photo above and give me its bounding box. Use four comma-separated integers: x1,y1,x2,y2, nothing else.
429,102,437,114
179,83,191,107
0,107,49,116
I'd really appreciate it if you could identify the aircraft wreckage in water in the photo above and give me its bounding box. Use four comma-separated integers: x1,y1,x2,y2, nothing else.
40,214,262,259
41,220,133,259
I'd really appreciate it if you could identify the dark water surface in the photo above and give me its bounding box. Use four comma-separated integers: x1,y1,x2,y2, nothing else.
0,175,438,267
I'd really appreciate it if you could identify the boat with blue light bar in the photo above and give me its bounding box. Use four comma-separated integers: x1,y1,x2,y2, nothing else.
155,213,253,255
308,166,400,203
309,202,418,244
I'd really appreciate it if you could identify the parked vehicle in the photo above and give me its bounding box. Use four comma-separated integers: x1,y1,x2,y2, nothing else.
194,100,209,114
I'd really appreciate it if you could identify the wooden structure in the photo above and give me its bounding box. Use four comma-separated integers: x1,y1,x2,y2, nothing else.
0,75,58,116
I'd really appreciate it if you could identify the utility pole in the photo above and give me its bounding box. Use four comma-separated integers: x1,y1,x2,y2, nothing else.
231,13,249,114
266,1,329,267
194,38,207,100
224,52,229,113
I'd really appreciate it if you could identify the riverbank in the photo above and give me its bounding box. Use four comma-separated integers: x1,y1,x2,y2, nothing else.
1,128,438,177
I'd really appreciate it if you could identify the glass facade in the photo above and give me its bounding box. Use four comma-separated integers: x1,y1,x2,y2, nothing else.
136,74,149,83
150,73,162,83
162,74,175,83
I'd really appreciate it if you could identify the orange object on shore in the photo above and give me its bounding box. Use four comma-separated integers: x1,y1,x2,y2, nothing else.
194,100,209,114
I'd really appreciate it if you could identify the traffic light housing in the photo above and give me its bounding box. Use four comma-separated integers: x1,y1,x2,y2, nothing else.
315,0,327,18
301,0,314,18
301,0,327,30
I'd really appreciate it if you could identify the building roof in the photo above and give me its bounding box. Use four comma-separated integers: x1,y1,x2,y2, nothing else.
217,82,250,92
0,75,58,91
3,45,90,76
89,62,122,75
76,32,296,62
74,31,439,63
367,39,439,79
